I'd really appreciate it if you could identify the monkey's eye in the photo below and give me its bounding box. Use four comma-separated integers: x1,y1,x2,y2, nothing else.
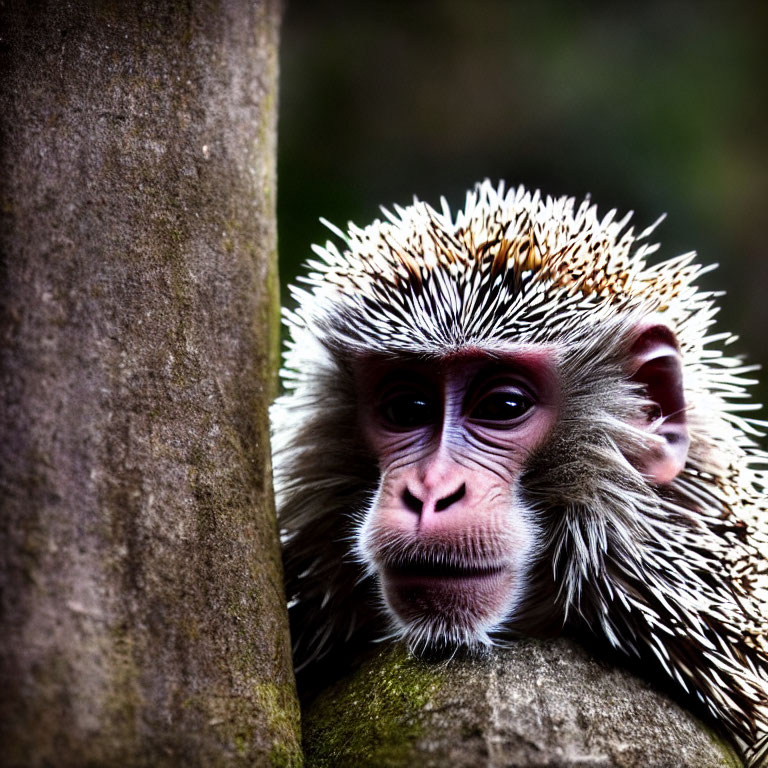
380,393,436,429
470,390,533,424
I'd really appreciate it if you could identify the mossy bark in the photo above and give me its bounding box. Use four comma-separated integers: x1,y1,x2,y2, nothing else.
0,2,299,766
303,639,742,768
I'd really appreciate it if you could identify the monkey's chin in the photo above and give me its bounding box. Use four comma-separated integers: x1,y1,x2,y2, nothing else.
380,562,517,647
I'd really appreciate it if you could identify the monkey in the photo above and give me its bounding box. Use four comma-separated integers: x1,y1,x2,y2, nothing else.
271,181,768,765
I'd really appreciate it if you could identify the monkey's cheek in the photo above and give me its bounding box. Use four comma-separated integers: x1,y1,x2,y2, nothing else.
381,567,517,633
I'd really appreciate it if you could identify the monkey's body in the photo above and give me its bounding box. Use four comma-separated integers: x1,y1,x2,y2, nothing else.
272,182,768,765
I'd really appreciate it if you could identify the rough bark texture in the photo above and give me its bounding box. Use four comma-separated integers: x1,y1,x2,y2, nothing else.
0,2,300,766
303,639,741,768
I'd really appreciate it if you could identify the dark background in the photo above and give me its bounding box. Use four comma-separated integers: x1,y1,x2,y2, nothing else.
278,1,767,408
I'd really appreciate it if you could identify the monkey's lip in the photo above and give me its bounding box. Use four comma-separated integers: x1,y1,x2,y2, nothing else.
381,559,515,626
383,560,508,582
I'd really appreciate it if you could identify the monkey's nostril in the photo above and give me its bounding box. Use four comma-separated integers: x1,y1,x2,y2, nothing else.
435,482,466,512
402,488,424,514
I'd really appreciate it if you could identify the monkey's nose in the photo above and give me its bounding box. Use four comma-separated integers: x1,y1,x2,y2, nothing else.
402,483,466,514
435,482,466,511
402,488,423,513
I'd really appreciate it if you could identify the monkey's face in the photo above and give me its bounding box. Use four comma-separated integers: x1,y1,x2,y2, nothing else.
351,326,689,649
354,347,560,646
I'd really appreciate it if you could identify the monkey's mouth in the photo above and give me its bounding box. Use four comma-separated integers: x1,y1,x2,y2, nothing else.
381,558,516,631
384,560,506,581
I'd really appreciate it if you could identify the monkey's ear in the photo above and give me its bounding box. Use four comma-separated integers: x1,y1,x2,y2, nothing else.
628,325,690,485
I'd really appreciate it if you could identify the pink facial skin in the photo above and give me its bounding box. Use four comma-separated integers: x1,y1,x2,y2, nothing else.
354,346,560,643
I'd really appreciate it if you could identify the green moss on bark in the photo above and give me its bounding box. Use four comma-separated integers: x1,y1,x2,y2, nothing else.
303,645,443,768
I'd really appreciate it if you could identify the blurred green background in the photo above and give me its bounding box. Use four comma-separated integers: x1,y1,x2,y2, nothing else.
278,1,767,408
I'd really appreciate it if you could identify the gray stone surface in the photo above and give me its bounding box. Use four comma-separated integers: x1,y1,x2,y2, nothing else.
304,638,741,767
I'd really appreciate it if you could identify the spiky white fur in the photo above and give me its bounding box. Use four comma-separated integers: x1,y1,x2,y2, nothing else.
272,181,768,765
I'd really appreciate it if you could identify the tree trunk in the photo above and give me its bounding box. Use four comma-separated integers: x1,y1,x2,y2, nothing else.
0,2,299,766
303,640,741,768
